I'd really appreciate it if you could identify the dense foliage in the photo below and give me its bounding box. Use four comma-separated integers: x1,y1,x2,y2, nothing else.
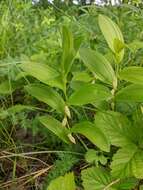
1,0,143,189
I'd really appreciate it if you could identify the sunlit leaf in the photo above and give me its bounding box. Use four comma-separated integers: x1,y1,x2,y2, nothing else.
111,145,143,179
68,83,112,106
71,121,110,152
94,111,135,147
119,66,143,84
25,84,65,113
47,172,75,190
116,84,143,102
81,167,113,190
79,48,116,86
72,71,92,82
98,14,124,63
61,26,74,75
19,62,59,84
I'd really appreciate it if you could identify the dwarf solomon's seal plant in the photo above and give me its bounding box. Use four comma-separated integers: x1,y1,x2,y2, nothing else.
17,13,143,189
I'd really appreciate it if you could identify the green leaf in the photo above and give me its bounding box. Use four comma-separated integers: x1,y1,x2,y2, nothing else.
85,149,98,163
114,178,138,190
0,81,16,95
132,150,143,178
15,71,29,81
81,167,114,190
39,115,70,144
119,66,143,85
116,84,143,102
47,172,75,190
7,105,34,114
93,100,109,111
71,121,110,152
16,70,65,91
111,144,143,179
79,48,116,86
74,35,83,52
0,105,35,119
70,81,86,90
82,167,137,190
19,62,59,85
61,26,74,75
127,40,143,52
94,111,135,147
46,76,65,91
85,149,107,165
72,71,92,82
98,14,124,63
140,185,143,190
113,38,125,53
25,84,65,113
68,83,112,106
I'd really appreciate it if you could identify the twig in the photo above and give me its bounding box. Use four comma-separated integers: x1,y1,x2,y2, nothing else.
0,150,83,159
18,166,52,188
0,166,52,188
103,179,120,190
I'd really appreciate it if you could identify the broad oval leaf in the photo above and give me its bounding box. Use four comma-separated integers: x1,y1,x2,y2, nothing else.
39,115,70,144
111,145,143,179
25,84,65,113
94,111,135,147
98,14,124,62
79,48,116,86
19,62,59,85
68,83,112,106
132,150,143,178
116,84,143,102
47,172,75,190
46,76,65,91
82,166,137,190
119,66,143,84
71,121,110,152
81,167,113,190
72,71,92,83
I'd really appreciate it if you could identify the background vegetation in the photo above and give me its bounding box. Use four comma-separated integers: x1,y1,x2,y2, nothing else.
1,0,143,189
